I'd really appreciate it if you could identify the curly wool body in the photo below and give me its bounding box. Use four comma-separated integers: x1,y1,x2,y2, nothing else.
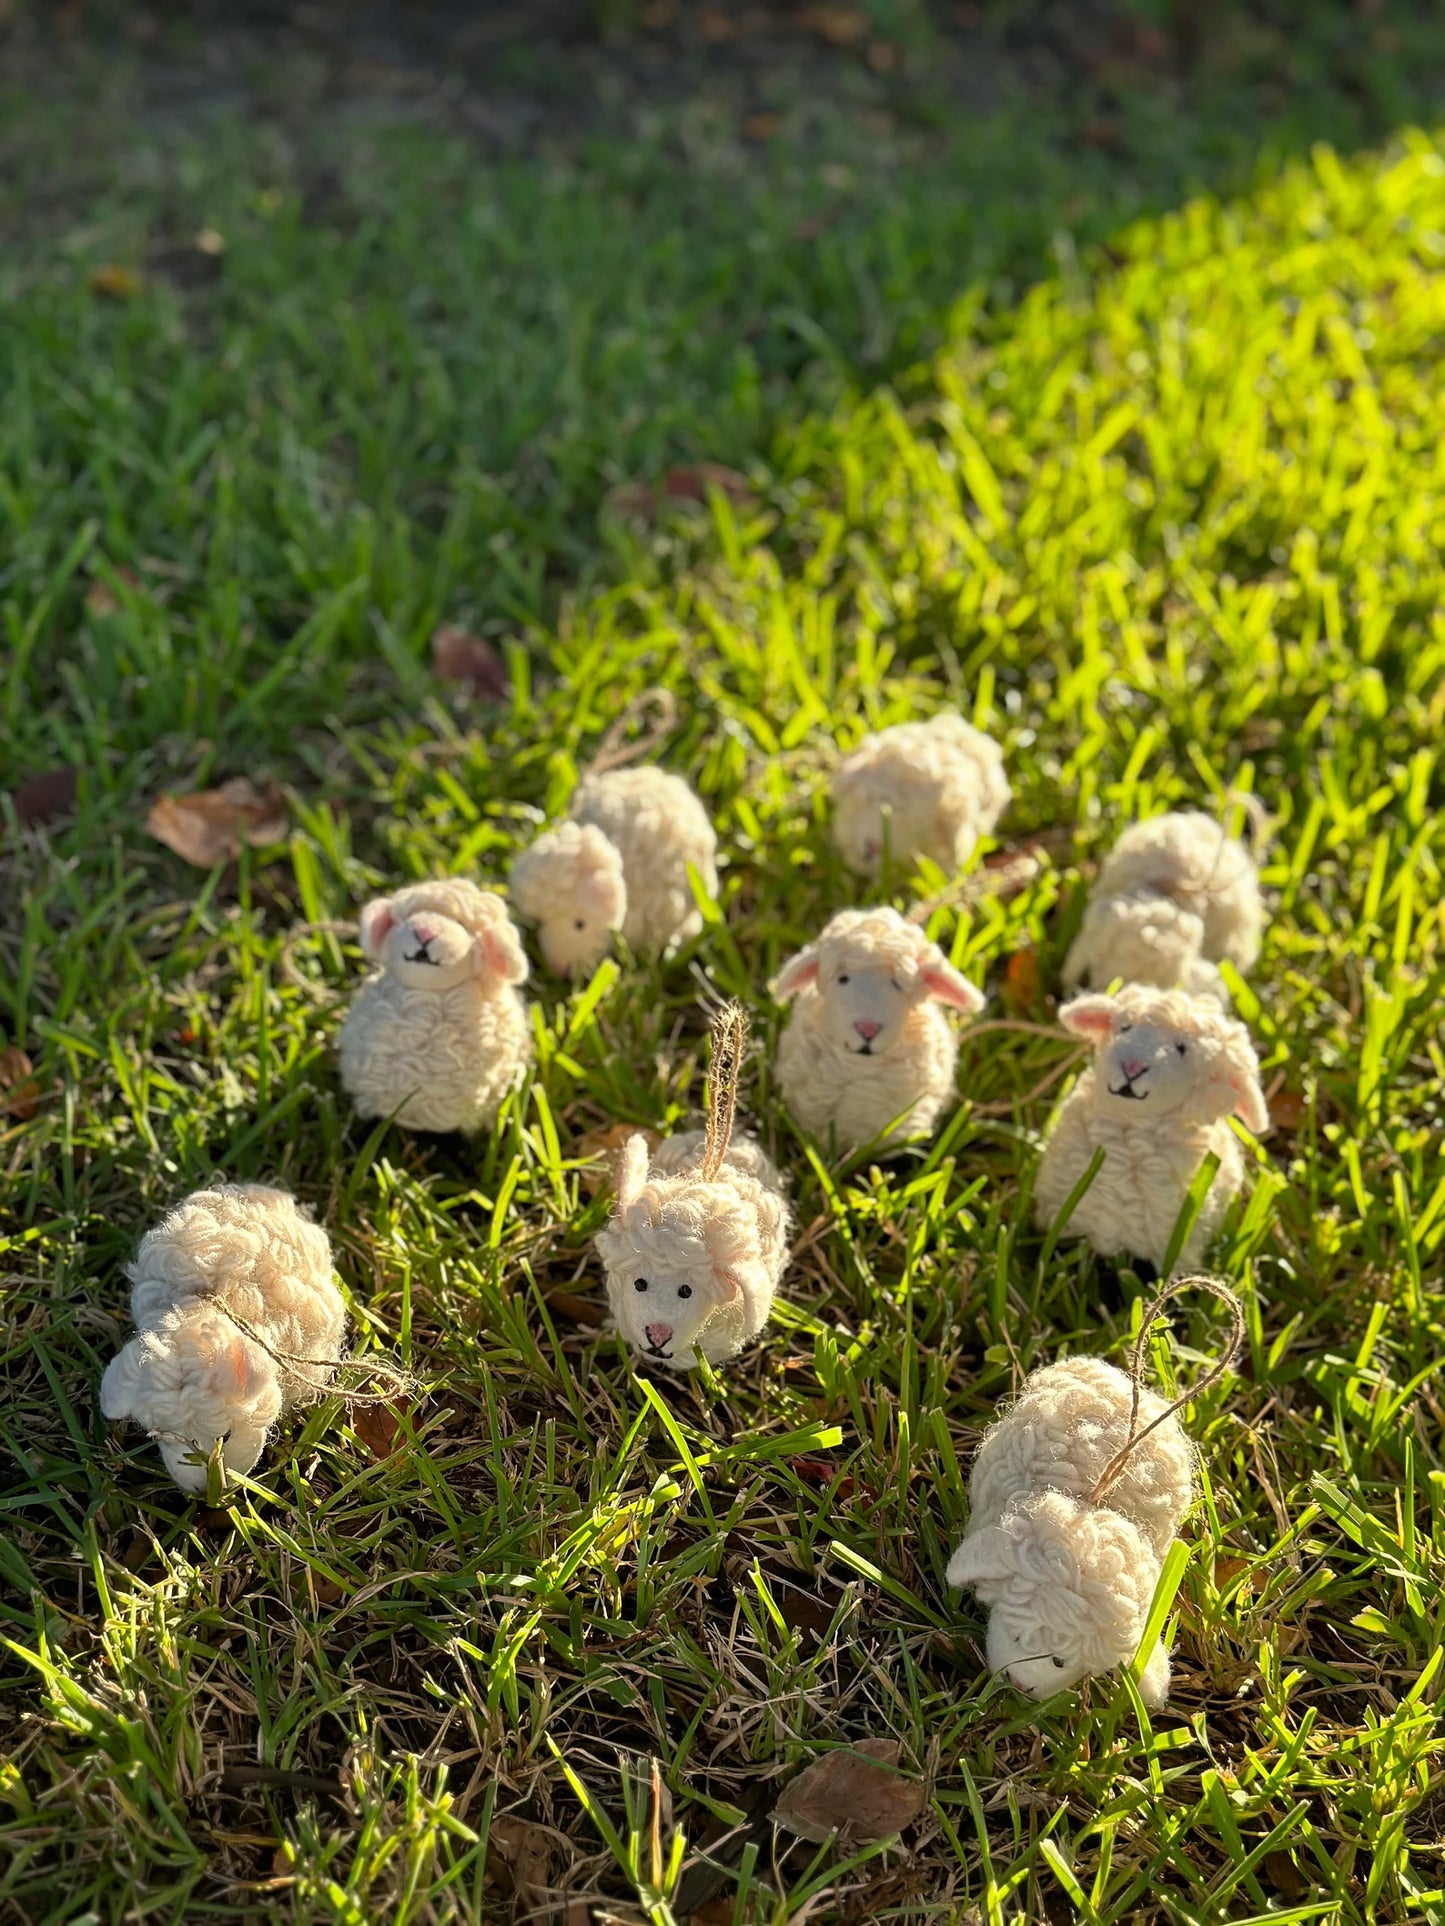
100,1184,346,1492
1034,986,1269,1272
772,908,985,1150
1063,811,1263,1000
831,711,1009,875
512,768,718,976
337,879,531,1134
946,1355,1196,1705
595,1130,790,1368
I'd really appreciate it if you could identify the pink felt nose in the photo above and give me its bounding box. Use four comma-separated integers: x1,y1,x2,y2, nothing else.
410,919,439,943
1120,1057,1147,1079
863,837,881,858
645,1322,673,1347
854,1018,883,1040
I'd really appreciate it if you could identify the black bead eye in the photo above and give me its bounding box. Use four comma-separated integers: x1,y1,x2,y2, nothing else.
677,1284,692,1300
1118,1022,1133,1033
575,919,586,930
633,1278,648,1293
1176,1041,1188,1056
838,974,850,985
1051,1655,1066,1669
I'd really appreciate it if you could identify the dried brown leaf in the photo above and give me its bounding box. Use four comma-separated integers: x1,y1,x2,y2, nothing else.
430,624,510,702
1268,1088,1307,1132
351,1402,411,1462
576,1121,664,1197
488,1814,553,1909
1264,1850,1309,1895
741,112,783,141
90,263,143,300
145,778,289,868
10,767,78,826
0,1048,42,1121
772,1738,925,1845
1001,947,1041,1015
543,1289,607,1329
799,5,869,45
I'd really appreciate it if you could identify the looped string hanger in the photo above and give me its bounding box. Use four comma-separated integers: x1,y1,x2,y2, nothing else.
904,848,1046,927
218,1304,417,1409
1090,1275,1246,1505
700,1001,748,1182
586,688,679,778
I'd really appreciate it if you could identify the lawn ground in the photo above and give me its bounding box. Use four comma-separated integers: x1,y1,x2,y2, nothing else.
3,5,1445,1923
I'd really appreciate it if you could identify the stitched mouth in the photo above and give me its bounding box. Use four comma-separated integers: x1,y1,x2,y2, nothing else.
1108,1073,1149,1100
850,1038,879,1056
644,1340,674,1360
405,945,441,966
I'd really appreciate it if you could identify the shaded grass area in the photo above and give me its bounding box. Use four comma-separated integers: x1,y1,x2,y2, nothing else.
3,12,1445,1924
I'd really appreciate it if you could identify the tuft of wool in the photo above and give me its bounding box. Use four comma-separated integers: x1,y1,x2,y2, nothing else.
947,1356,1196,1706
831,711,1009,876
511,767,717,976
1033,985,1269,1271
337,878,531,1134
1063,811,1263,1003
772,906,985,1150
595,1129,791,1368
100,1184,347,1493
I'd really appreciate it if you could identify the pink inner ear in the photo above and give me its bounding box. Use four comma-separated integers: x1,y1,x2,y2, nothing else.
479,927,527,985
774,953,821,1000
1059,998,1116,1041
712,1268,743,1302
1233,1077,1271,1134
920,965,985,1014
359,901,395,958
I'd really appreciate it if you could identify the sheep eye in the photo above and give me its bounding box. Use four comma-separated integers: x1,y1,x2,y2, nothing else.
574,919,586,930
1050,1655,1065,1669
633,1278,648,1293
1118,1022,1133,1034
677,1284,693,1300
1176,1041,1188,1056
837,974,850,985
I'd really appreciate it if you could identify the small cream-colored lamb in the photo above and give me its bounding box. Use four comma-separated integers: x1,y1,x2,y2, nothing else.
1034,987,1269,1272
772,907,985,1151
831,711,1009,875
594,1006,790,1369
1063,810,1263,1005
100,1183,346,1492
946,1358,1194,1705
337,878,531,1134
511,767,718,977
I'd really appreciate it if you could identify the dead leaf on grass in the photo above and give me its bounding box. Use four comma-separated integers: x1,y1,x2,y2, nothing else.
799,5,869,45
0,1048,42,1121
543,1289,607,1329
10,767,78,826
1000,947,1041,1015
145,778,289,867
89,263,143,300
488,1814,554,1910
741,112,783,141
1264,1850,1309,1895
1268,1087,1307,1132
430,624,510,702
772,1738,926,1844
351,1401,412,1461
576,1122,664,1196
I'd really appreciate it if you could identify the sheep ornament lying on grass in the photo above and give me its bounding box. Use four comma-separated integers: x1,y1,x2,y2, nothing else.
831,710,1009,876
1063,808,1264,1007
594,1003,791,1369
510,691,718,976
947,1280,1243,1707
100,1184,347,1493
1034,986,1270,1274
772,907,985,1152
337,878,531,1134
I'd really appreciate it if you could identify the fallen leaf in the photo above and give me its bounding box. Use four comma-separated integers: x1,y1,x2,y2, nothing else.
1080,118,1122,151
1268,1088,1307,1132
741,112,783,142
866,39,901,71
699,8,735,41
0,1048,42,1121
1264,1850,1308,1895
799,4,869,45
778,1590,835,1646
351,1402,411,1461
145,778,289,867
311,1574,345,1606
430,624,510,702
576,1122,664,1197
772,1739,925,1844
543,1289,607,1329
85,565,140,618
1001,947,1041,1015
488,1814,553,1910
662,462,753,505
89,263,143,300
10,767,78,826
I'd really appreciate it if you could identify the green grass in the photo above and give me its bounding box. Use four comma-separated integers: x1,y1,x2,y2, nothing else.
4,19,1445,1922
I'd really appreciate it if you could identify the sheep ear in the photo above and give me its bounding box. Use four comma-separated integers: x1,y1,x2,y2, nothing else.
99,1340,145,1420
1228,1063,1271,1135
710,1266,743,1303
1137,1639,1171,1708
920,960,985,1015
475,921,529,986
213,1335,253,1400
772,946,821,1000
615,1133,650,1209
945,1526,1015,1589
579,864,626,926
1058,994,1116,1041
359,898,395,959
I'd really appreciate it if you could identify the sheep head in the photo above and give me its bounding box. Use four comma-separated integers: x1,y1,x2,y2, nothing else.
510,822,628,977
595,1134,754,1368
772,907,984,1061
359,880,529,994
1059,986,1268,1133
1063,889,1215,999
946,1489,1171,1706
100,1309,284,1493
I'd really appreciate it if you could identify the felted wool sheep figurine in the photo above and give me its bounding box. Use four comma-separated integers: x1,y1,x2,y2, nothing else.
831,711,1009,876
337,878,531,1134
771,907,986,1151
594,1005,791,1369
945,1355,1196,1706
100,1183,347,1493
1034,986,1270,1273
1062,810,1264,1007
510,723,718,977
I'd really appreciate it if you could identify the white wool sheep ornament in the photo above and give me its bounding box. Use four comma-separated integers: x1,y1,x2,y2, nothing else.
337,877,532,1134
594,1003,791,1369
831,710,1009,876
1034,985,1270,1274
771,906,986,1151
510,690,719,977
947,1277,1244,1707
98,1183,403,1493
1063,807,1265,1007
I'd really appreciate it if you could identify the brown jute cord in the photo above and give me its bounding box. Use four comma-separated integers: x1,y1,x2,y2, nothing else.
905,849,1045,926
280,919,359,995
218,1304,416,1409
1089,1276,1245,1505
700,1001,748,1182
586,688,679,777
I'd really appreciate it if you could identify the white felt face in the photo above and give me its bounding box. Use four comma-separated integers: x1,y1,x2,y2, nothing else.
819,959,916,1060
377,910,477,990
159,1425,267,1493
1097,1017,1195,1120
834,786,931,874
985,1605,1084,1697
537,907,616,978
605,1228,720,1367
